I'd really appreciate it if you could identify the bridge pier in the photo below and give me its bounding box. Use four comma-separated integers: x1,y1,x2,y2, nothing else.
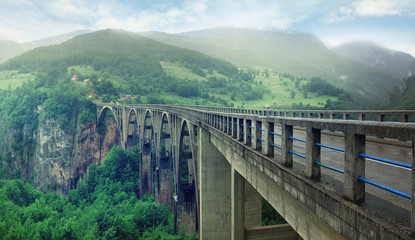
199,126,232,239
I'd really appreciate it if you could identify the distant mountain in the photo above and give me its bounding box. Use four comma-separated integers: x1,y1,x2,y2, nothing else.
141,28,398,101
333,41,414,80
0,30,89,64
0,40,24,63
22,29,90,50
0,29,239,98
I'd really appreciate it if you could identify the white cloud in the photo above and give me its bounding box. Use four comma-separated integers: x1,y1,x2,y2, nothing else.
326,0,415,22
352,0,415,17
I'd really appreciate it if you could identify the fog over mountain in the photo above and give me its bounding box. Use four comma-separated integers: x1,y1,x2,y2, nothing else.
333,41,415,81
0,30,89,64
141,28,398,101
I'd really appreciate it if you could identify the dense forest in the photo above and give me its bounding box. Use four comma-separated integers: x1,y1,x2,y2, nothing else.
0,146,198,239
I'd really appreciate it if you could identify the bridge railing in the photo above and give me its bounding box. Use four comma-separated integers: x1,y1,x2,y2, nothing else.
184,105,415,123
191,107,415,231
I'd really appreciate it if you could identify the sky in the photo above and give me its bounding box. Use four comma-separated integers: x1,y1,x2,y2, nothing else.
1,0,415,56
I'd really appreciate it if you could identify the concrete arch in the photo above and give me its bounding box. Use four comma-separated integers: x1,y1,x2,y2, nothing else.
140,109,154,197
98,106,118,126
126,108,139,149
159,112,172,166
96,106,122,164
155,112,173,209
176,119,198,232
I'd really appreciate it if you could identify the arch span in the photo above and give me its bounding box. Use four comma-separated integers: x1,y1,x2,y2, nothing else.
176,119,198,233
140,109,154,197
155,112,173,209
126,108,139,149
96,106,121,164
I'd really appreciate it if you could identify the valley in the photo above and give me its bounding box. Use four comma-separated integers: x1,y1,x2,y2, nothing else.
0,27,414,239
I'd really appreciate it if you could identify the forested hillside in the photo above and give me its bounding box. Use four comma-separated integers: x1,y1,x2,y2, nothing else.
388,76,415,109
0,146,198,239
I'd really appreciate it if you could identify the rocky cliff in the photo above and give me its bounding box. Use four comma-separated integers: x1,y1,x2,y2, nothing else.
1,114,120,195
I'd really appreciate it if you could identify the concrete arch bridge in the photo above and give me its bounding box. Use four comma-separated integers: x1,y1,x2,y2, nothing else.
96,102,415,240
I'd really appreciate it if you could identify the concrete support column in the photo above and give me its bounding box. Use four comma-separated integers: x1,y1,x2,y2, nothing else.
229,117,233,136
359,114,365,121
344,132,366,203
251,120,257,150
255,120,262,152
343,113,349,120
244,181,262,227
281,123,293,167
306,126,321,179
121,107,128,149
263,120,271,156
238,118,244,142
232,118,237,139
377,114,385,122
400,114,409,123
232,168,245,240
199,127,231,240
244,119,250,146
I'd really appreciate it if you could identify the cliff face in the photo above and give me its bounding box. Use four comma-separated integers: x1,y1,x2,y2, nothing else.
1,114,120,195
34,116,120,194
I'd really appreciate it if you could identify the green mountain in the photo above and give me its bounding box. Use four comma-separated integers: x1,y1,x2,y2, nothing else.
1,29,262,106
141,28,398,101
333,41,414,81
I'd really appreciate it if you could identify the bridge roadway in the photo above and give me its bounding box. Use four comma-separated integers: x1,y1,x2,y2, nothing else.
96,103,415,240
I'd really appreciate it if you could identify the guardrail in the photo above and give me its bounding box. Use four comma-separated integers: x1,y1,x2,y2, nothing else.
194,106,415,231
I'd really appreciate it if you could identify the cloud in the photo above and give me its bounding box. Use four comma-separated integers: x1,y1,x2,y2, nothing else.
353,0,415,16
326,0,415,22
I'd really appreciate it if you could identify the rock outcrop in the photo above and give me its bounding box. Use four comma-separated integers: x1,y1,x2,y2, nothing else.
1,113,120,195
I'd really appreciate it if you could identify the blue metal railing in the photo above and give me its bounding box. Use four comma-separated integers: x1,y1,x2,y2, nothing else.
288,150,306,159
289,136,306,143
209,112,412,200
359,153,411,169
270,131,282,136
358,176,411,199
316,143,344,152
315,160,344,174
270,143,282,149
